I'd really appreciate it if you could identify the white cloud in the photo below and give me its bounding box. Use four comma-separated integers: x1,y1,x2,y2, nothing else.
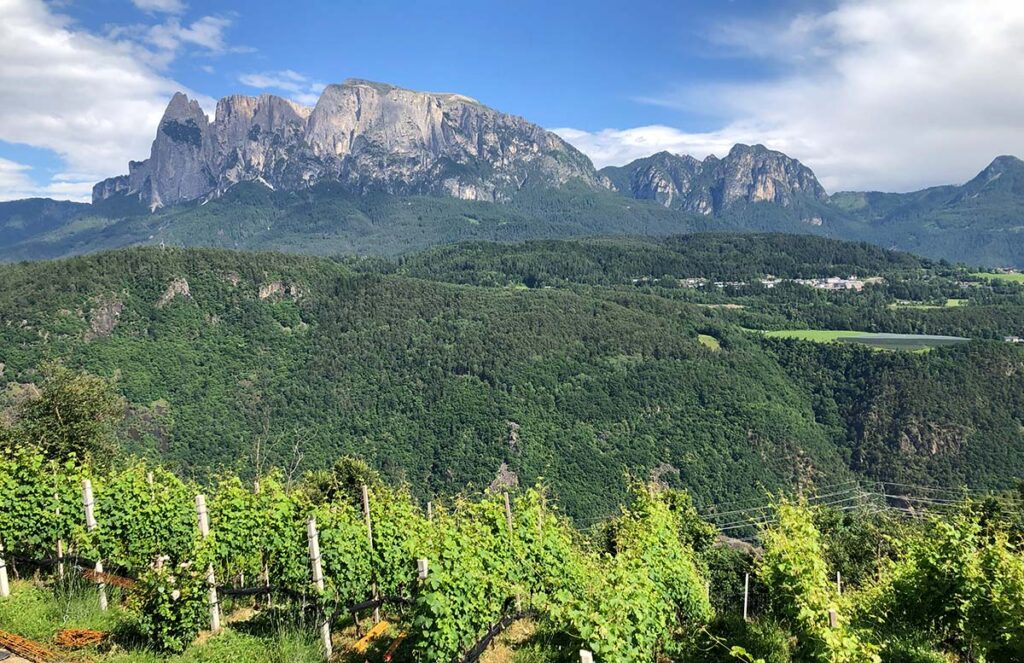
0,0,226,201
131,0,186,14
147,15,233,53
0,158,94,202
239,70,325,107
559,0,1024,193
553,126,781,170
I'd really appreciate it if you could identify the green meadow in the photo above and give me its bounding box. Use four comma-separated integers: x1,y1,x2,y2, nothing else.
974,271,1024,283
763,329,969,351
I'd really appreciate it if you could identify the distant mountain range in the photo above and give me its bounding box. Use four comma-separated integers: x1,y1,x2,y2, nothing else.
2,79,1023,266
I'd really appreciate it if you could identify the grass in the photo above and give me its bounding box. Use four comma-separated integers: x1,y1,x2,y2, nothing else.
480,618,577,663
763,329,869,342
762,329,968,351
974,271,1024,283
0,578,126,642
697,334,722,351
0,579,339,663
103,629,323,663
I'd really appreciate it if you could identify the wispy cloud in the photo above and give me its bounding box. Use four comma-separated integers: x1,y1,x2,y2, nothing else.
147,15,234,52
239,70,325,106
559,0,1024,192
131,0,186,15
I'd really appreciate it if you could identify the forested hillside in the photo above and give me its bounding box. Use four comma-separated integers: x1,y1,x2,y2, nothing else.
1,235,1022,521
0,183,701,262
382,234,934,285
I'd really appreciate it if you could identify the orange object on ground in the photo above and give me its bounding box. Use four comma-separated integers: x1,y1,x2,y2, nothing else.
81,569,137,590
54,628,108,648
351,619,389,653
383,631,408,661
0,630,59,663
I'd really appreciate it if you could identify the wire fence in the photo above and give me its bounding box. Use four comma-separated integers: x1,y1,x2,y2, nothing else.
701,479,1016,543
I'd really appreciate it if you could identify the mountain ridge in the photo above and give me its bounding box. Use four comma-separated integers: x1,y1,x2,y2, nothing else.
600,144,828,216
3,78,1024,267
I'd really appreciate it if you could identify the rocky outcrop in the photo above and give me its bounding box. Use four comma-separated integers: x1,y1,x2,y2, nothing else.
94,79,602,209
86,296,124,340
601,144,828,215
506,420,521,450
157,278,191,307
258,281,304,300
488,461,519,491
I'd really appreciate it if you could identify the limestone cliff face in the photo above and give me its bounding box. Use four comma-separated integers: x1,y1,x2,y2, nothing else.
93,79,601,209
601,144,828,215
624,151,703,209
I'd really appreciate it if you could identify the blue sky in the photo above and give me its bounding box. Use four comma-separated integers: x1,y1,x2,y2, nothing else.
2,0,1024,201
73,0,796,130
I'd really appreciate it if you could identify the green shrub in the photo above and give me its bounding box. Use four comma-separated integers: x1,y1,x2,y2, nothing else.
758,500,880,663
133,559,208,653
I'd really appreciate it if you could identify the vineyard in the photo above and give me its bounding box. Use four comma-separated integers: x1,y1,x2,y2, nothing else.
2,447,1024,662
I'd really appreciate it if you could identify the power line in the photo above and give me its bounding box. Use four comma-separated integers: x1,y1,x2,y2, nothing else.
703,486,868,520
879,480,1023,502
718,503,873,533
698,479,862,511
712,493,874,530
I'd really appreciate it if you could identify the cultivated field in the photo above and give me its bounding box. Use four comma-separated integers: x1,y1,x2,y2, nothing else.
763,329,969,351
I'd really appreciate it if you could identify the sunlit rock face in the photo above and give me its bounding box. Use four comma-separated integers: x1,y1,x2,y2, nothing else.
93,79,601,209
601,144,828,215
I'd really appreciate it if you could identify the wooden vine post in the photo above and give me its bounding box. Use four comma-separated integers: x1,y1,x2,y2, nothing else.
81,479,107,610
504,491,522,610
0,539,9,598
362,484,381,624
54,492,64,580
255,480,271,607
307,518,332,659
579,649,594,663
836,571,842,595
194,494,221,633
743,572,750,621
504,492,514,534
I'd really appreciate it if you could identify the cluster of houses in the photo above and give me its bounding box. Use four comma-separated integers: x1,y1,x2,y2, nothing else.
653,275,884,291
764,275,884,291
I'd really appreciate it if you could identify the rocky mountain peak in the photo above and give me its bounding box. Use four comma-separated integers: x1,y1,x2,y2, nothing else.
93,79,600,209
164,92,206,121
977,155,1024,179
957,154,1024,200
600,143,827,214
713,143,826,208
987,154,1024,169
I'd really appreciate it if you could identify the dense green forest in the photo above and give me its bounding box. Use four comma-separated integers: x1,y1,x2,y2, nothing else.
0,183,701,262
373,235,1024,339
0,234,1022,523
379,234,935,285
